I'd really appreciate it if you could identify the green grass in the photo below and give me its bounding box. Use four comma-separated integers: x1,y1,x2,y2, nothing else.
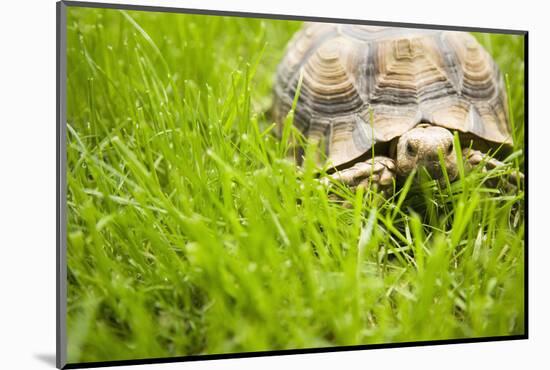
65,7,525,363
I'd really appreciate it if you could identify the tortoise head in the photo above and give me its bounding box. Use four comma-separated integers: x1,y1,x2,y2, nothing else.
392,124,458,182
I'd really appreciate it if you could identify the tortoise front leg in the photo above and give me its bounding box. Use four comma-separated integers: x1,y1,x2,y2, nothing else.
323,156,396,197
462,148,524,192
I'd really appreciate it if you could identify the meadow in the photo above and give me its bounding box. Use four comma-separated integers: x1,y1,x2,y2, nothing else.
65,7,525,363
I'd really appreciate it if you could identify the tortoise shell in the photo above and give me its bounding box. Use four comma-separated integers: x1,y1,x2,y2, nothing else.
273,23,511,168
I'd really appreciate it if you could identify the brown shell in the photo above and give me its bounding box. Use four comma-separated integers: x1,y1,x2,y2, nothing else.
273,23,511,168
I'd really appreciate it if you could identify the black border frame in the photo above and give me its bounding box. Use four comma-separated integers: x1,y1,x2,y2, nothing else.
56,1,529,369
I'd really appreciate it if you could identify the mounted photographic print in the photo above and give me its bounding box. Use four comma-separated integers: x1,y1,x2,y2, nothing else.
56,1,527,368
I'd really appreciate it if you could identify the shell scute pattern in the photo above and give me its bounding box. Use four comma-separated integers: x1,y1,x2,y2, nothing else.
273,23,511,167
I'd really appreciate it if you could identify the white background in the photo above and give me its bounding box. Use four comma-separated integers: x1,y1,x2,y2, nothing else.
0,0,547,368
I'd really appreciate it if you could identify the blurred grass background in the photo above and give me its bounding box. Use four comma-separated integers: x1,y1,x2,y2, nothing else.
65,7,525,363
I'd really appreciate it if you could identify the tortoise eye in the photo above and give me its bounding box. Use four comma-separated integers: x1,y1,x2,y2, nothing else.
406,142,417,156
446,142,454,155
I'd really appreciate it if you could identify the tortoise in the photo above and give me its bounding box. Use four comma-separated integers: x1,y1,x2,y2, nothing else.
273,23,522,194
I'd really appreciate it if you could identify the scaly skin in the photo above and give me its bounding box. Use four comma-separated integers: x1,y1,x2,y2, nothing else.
325,156,396,197
323,125,523,196
462,148,524,192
